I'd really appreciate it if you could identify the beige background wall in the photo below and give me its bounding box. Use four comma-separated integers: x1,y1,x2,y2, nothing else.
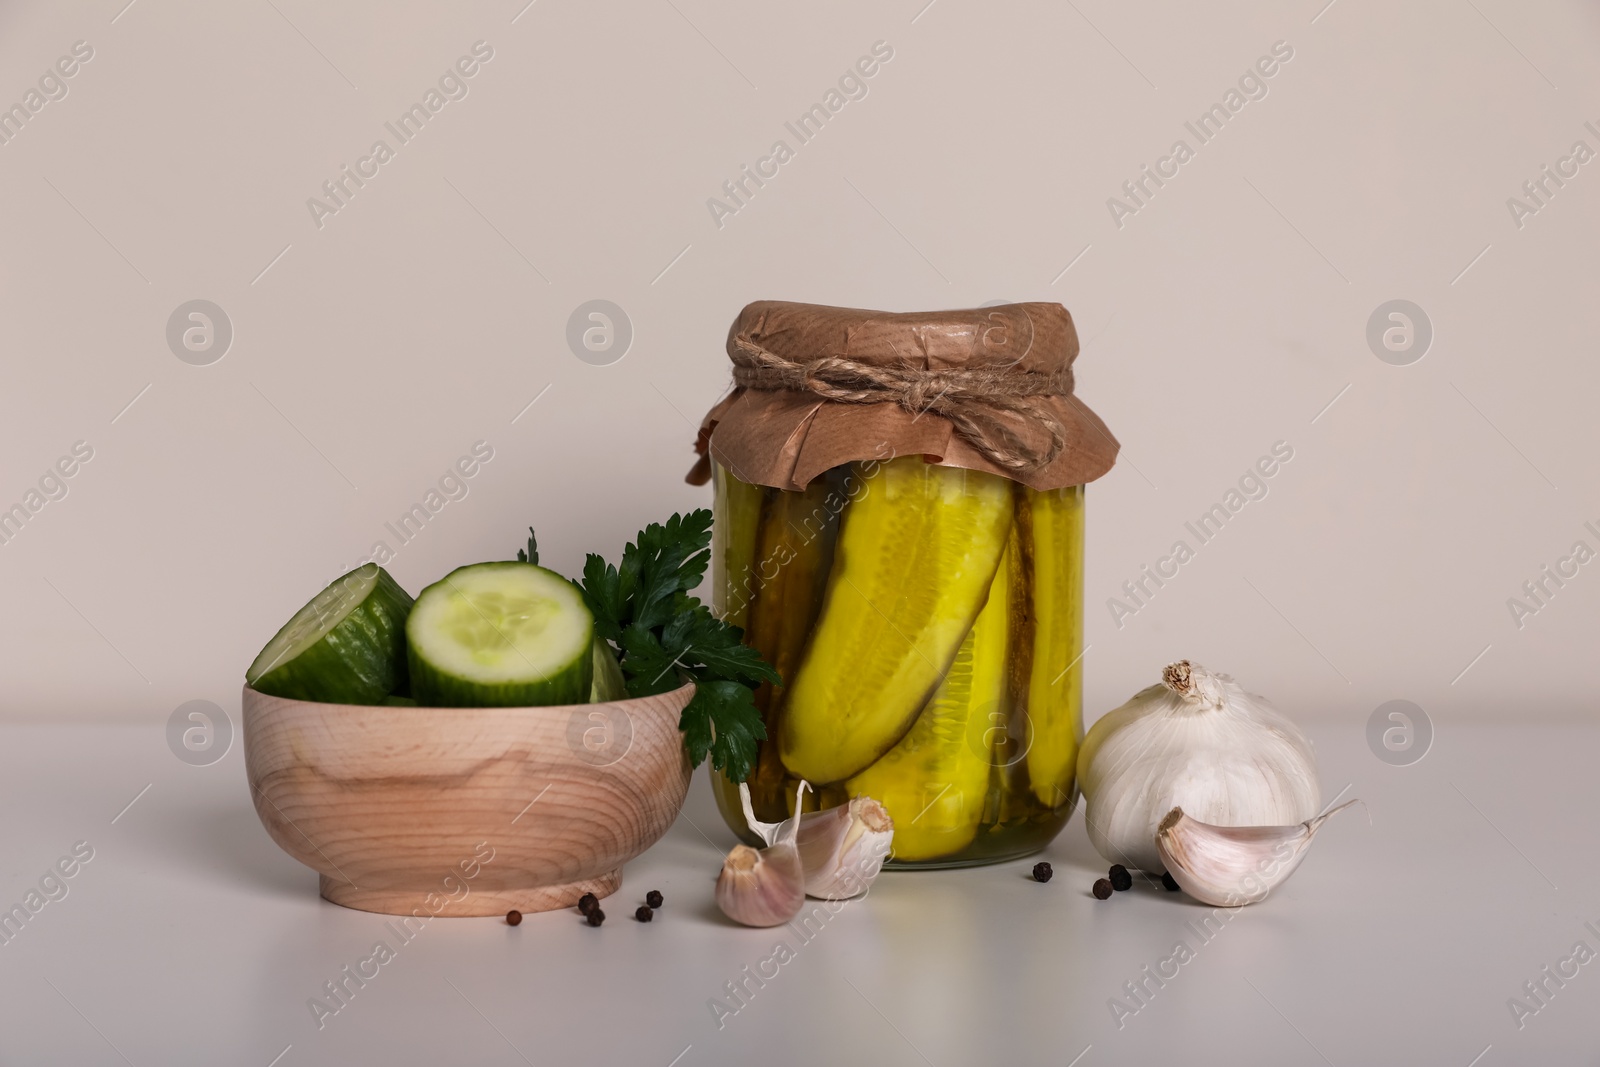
1,0,1595,730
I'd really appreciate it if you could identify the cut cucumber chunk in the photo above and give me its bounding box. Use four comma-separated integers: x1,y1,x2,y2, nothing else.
407,562,593,707
590,635,627,702
246,564,414,705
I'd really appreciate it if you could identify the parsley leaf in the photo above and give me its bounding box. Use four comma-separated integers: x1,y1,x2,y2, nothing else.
523,508,778,780
617,622,680,698
581,553,625,643
515,528,539,566
679,680,767,784
674,606,773,684
624,511,712,631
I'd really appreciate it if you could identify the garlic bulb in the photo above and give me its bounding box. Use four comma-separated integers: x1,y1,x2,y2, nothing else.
1156,800,1357,906
738,783,893,900
1076,661,1320,872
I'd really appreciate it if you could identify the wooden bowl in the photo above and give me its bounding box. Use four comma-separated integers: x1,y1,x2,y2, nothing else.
242,682,694,917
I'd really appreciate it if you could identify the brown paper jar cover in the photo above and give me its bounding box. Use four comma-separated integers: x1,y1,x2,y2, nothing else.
688,300,1119,492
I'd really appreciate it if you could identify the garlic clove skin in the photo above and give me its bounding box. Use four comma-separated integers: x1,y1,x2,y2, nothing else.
716,843,807,927
795,796,895,900
1077,660,1321,872
1155,800,1356,907
737,781,791,848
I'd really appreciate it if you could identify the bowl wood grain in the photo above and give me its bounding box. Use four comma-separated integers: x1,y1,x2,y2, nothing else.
242,682,694,916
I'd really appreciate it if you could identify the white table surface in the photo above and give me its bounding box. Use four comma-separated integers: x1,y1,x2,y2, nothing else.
0,719,1591,1066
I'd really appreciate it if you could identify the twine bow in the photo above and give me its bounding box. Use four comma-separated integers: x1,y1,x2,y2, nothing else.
728,335,1073,475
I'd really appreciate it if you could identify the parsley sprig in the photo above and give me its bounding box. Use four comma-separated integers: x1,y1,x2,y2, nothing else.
519,511,779,781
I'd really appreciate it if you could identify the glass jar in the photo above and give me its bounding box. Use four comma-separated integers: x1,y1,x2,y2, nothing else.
710,456,1086,866
692,300,1115,868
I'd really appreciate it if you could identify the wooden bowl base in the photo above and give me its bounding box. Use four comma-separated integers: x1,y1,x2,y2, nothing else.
319,871,621,917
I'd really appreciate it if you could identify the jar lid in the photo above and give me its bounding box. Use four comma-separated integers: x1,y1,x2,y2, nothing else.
689,300,1119,491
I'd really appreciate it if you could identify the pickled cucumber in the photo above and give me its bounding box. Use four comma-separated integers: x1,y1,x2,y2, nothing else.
1023,486,1085,806
993,489,1037,824
848,545,1011,861
712,463,765,632
779,457,1013,784
711,457,1090,865
743,477,840,819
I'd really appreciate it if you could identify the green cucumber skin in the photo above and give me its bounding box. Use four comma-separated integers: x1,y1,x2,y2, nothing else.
590,636,628,703
408,642,591,708
248,568,414,705
405,562,594,709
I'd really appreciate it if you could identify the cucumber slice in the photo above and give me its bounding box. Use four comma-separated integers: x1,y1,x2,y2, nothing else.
407,562,593,707
778,457,1013,783
743,475,841,821
1023,484,1085,805
589,636,627,702
712,462,765,631
246,564,414,705
382,695,419,707
847,543,1011,862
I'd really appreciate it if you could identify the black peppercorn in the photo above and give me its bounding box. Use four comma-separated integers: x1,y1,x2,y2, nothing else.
1092,878,1114,900
587,908,605,927
1032,861,1053,883
636,905,654,922
577,893,598,915
645,889,664,909
505,910,522,926
1161,872,1180,892
1108,864,1133,892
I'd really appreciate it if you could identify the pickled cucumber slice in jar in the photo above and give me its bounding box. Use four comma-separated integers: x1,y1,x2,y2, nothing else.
711,462,765,632
779,456,1013,784
1022,485,1085,806
847,544,1011,861
743,476,841,819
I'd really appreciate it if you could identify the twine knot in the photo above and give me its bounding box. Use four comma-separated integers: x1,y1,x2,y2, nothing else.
728,336,1073,474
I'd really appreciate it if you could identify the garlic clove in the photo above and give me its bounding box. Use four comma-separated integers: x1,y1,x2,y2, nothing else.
1155,799,1357,907
738,782,896,899
718,782,809,927
716,843,806,927
795,796,895,900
